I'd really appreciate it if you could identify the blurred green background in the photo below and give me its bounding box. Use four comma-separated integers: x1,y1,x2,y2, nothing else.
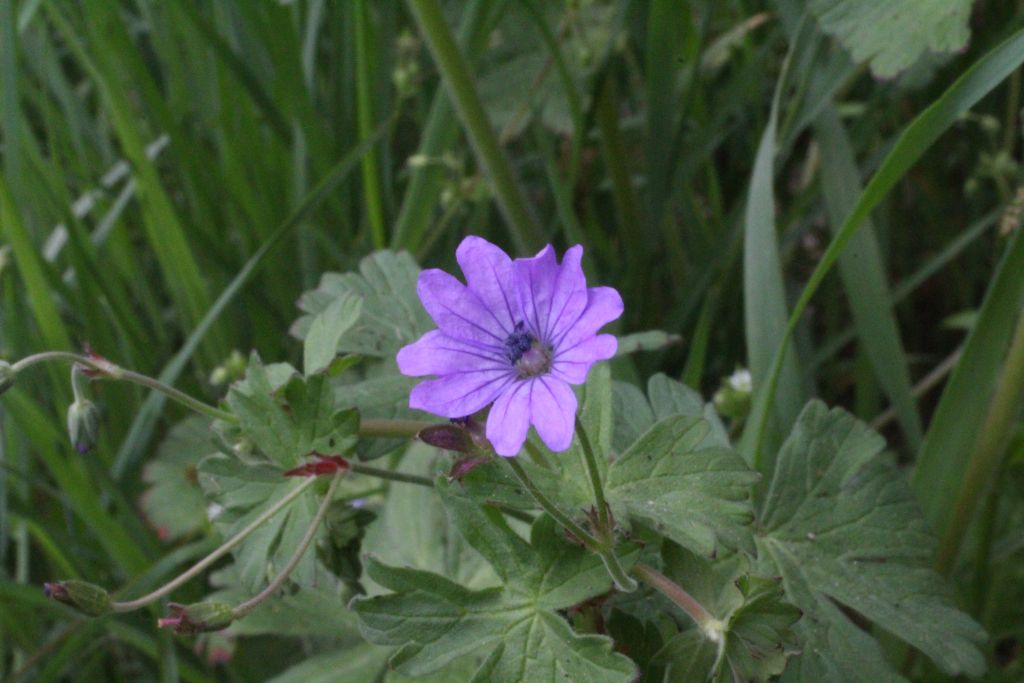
2,0,1024,680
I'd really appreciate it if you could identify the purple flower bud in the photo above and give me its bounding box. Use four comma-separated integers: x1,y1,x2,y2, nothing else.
397,237,623,457
418,424,473,453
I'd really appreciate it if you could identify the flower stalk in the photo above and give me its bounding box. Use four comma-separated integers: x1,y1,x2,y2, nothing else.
232,471,343,618
12,351,236,424
112,477,318,612
504,455,637,592
571,416,638,592
575,416,611,537
5,351,439,441
631,562,714,628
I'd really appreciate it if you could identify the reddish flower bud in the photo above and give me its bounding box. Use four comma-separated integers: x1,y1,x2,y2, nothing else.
158,601,235,635
419,424,472,453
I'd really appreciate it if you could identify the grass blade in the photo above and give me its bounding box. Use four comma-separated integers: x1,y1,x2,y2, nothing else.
407,0,545,254
814,105,923,449
740,26,806,468
914,227,1024,536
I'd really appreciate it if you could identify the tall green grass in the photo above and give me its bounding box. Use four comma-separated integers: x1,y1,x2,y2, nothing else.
2,1,1023,680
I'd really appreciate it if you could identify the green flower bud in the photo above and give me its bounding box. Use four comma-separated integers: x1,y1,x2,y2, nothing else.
0,361,15,395
44,580,112,616
67,399,101,453
158,601,235,635
714,368,753,420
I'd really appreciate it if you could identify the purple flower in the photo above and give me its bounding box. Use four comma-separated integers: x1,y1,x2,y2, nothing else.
397,236,623,456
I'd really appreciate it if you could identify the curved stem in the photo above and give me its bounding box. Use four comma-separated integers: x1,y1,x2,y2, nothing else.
111,478,317,612
8,353,441,440
599,550,639,593
10,351,236,424
575,416,610,536
504,456,636,591
632,561,713,627
505,457,599,547
233,472,343,618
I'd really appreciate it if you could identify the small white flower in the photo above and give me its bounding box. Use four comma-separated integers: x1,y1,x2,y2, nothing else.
727,368,752,393
206,503,224,522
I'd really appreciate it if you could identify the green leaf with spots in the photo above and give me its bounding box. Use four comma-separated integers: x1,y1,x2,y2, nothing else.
353,480,639,682
607,415,760,557
224,354,358,468
292,250,433,359
809,0,972,78
756,400,986,680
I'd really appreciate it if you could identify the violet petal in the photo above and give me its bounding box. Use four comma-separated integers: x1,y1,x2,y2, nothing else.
551,334,618,384
486,380,532,456
455,236,520,334
397,330,507,377
530,377,577,452
416,269,508,347
553,286,624,352
410,369,515,418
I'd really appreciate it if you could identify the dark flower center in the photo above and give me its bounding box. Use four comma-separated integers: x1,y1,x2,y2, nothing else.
505,321,552,378
504,321,534,363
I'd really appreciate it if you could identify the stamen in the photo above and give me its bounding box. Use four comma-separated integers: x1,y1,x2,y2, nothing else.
504,321,535,364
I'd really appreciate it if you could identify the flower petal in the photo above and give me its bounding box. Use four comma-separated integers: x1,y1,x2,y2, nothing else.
397,330,507,377
456,236,520,334
486,381,532,456
530,377,577,452
514,245,587,342
416,269,508,347
409,369,514,419
551,334,618,384
553,286,624,353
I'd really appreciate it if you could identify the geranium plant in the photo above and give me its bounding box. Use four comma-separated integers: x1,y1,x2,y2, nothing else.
2,237,986,682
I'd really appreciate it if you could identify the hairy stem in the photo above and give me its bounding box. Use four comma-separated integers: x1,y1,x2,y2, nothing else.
504,456,636,591
575,416,611,537
632,561,713,627
504,456,598,546
233,472,343,617
11,351,236,423
112,478,317,612
7,352,439,440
